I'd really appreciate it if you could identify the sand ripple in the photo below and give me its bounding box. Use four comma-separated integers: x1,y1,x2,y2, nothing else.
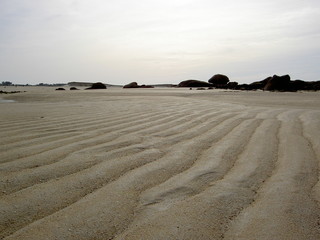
1,89,320,239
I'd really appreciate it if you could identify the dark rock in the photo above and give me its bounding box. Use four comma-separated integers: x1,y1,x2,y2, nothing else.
196,88,206,90
226,82,238,89
310,81,320,90
235,84,251,90
208,74,230,85
123,82,139,88
70,87,79,90
55,88,65,91
264,75,291,91
239,75,320,92
123,82,154,88
86,82,107,89
290,80,320,91
249,77,271,90
203,74,320,92
140,84,154,88
293,80,318,91
178,80,212,88
289,80,306,91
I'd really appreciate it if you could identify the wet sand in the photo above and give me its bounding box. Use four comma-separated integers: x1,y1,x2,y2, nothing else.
1,86,320,239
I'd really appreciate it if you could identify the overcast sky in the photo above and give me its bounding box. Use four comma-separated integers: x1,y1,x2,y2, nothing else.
1,0,320,85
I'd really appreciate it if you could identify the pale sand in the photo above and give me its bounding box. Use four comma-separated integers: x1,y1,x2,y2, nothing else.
0,87,320,240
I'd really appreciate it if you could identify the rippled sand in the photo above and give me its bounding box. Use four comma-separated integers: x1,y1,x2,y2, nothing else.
1,87,320,240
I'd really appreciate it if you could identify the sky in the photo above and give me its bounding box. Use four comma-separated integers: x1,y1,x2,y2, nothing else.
1,0,320,85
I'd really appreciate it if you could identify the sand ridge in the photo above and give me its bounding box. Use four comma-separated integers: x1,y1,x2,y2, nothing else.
0,87,320,239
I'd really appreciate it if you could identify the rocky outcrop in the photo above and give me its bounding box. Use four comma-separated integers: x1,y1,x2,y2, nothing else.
249,77,272,90
290,80,320,91
178,80,212,88
86,82,107,89
123,82,154,88
208,74,230,86
55,88,66,91
264,75,291,91
123,82,139,88
233,75,288,91
226,82,239,89
139,84,154,88
235,75,320,91
176,73,320,91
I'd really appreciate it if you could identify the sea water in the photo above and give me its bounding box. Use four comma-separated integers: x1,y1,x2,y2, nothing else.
0,99,15,103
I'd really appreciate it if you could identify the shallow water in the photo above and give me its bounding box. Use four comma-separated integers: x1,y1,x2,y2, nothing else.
0,99,15,103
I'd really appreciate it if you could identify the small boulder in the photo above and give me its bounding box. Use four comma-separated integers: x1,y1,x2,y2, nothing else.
70,87,79,90
55,88,65,91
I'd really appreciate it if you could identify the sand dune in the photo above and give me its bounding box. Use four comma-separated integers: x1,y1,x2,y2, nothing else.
1,87,320,239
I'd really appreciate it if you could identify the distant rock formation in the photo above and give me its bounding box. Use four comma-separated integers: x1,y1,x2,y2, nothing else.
178,80,212,88
139,84,154,88
290,80,320,91
69,82,122,87
226,82,238,89
123,82,139,88
264,75,291,91
248,77,272,90
123,82,154,88
208,74,230,86
233,74,320,91
86,82,107,89
55,88,66,91
178,74,320,91
70,87,79,90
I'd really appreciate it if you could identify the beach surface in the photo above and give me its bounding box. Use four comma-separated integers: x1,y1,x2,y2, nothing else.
1,86,320,240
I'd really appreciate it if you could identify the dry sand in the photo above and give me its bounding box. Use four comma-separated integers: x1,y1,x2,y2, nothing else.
0,86,320,240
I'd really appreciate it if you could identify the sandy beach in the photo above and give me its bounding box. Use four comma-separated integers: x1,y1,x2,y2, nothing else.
0,86,320,240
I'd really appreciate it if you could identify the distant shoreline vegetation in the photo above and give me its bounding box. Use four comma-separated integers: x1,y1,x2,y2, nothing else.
0,81,66,87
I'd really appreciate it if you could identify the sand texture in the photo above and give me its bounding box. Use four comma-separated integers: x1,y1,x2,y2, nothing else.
1,87,320,239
